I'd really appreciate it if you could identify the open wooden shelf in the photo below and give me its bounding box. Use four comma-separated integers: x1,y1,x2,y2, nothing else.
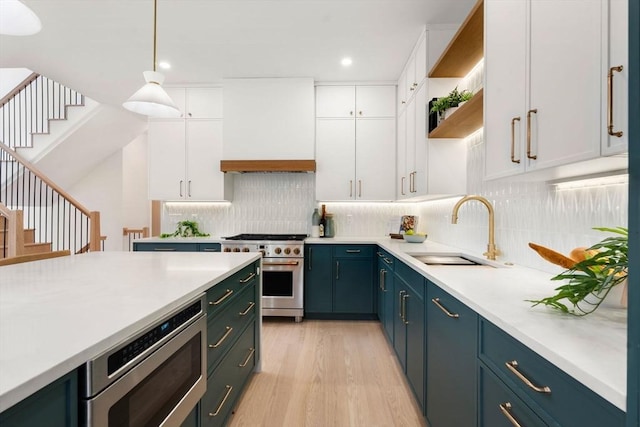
428,88,483,138
428,0,484,78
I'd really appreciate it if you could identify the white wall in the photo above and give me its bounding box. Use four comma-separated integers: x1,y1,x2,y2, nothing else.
0,68,32,98
122,133,150,230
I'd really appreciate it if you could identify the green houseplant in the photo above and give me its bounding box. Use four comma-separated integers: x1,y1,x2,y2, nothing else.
528,227,628,316
160,220,210,238
430,86,473,115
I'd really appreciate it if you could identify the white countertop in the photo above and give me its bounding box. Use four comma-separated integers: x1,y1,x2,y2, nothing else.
0,251,260,413
306,236,627,411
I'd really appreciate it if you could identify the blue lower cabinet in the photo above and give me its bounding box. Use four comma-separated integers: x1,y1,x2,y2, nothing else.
333,256,374,313
0,370,78,427
393,262,426,410
479,363,548,427
376,249,395,342
198,243,221,252
201,323,256,427
426,280,477,427
133,242,199,252
304,244,334,314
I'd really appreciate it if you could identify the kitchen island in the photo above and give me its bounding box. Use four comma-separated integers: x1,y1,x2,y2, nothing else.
0,251,261,418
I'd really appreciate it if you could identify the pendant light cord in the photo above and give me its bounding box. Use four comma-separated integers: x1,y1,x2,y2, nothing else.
152,0,157,72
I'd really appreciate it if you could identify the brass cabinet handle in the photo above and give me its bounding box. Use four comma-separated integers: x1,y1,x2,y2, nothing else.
607,65,624,137
358,111,363,115
308,248,313,270
383,257,393,265
209,385,233,417
264,261,300,267
179,180,184,197
336,261,340,280
402,294,409,325
239,348,255,367
526,109,537,160
209,326,234,348
239,301,255,316
401,100,406,105
379,269,385,290
349,180,353,197
188,180,192,197
210,289,234,306
239,272,256,283
431,298,460,318
510,117,521,164
358,180,362,197
350,111,354,116
411,171,417,193
346,249,361,253
401,176,406,195
153,248,176,251
505,360,551,393
376,251,384,257
499,402,522,427
202,248,219,252
398,290,406,320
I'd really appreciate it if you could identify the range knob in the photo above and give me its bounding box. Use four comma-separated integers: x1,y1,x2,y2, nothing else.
284,248,291,255
274,247,282,254
293,248,300,255
259,250,266,257
223,248,231,253
233,248,240,252
242,248,250,252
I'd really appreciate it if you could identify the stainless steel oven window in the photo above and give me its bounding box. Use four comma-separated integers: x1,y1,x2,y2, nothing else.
262,259,301,298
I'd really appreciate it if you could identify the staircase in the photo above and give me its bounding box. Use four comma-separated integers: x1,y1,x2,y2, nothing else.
0,73,102,262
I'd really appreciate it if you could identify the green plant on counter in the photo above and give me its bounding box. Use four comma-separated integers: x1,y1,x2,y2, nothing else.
160,220,210,238
528,227,628,316
430,86,473,113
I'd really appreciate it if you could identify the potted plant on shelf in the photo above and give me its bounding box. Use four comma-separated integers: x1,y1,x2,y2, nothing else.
429,86,474,125
528,227,628,316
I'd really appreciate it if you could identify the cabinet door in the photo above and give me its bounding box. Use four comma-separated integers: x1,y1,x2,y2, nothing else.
602,0,628,155
405,282,425,410
187,88,223,119
484,0,527,180
528,0,602,171
426,281,477,427
393,280,407,371
396,109,408,199
315,119,356,200
397,69,408,111
412,83,428,196
304,245,333,314
186,120,226,200
148,120,186,200
404,55,417,102
355,118,396,201
316,86,356,118
405,98,416,194
355,86,396,118
333,257,374,313
414,33,427,86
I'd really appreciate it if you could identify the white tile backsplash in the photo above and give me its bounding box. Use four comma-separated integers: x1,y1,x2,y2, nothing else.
163,136,627,275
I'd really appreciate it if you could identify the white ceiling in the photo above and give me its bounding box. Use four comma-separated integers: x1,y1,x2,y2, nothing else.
0,0,476,108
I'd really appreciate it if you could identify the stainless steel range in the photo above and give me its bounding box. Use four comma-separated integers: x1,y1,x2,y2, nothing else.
221,234,306,322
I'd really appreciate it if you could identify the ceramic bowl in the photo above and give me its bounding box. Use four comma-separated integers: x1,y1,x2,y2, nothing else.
403,233,427,243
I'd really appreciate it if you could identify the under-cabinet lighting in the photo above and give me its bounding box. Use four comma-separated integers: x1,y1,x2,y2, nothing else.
550,170,628,190
165,202,231,208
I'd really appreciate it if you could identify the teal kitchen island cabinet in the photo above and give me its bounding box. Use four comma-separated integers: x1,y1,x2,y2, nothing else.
392,260,426,410
425,280,478,427
304,244,376,318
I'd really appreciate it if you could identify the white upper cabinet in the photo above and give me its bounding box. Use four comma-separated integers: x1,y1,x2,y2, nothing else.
315,85,396,201
485,0,627,180
316,85,395,118
148,87,232,201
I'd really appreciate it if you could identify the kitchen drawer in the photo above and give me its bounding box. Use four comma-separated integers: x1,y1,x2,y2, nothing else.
207,285,256,375
202,322,256,427
376,248,395,271
133,242,198,252
479,319,625,427
198,243,221,252
333,245,374,258
395,261,424,299
206,262,258,318
479,363,548,427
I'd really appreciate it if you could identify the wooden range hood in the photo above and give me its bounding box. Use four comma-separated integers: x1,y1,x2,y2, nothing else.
220,160,316,173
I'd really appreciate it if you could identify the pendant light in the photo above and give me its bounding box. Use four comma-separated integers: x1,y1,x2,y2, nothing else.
0,0,42,36
123,0,180,118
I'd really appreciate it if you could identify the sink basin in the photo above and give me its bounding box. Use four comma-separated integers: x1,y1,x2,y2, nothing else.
412,255,481,266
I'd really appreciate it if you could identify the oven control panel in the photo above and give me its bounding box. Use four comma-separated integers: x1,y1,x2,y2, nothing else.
221,242,303,258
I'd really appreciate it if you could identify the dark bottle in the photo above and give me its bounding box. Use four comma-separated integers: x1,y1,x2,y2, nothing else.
319,204,327,237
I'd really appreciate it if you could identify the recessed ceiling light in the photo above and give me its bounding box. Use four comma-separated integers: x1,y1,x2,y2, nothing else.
341,57,353,67
158,61,171,70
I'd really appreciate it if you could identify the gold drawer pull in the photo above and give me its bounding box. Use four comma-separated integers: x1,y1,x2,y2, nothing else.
239,301,255,316
499,402,523,427
607,65,624,137
210,289,234,306
526,109,537,160
346,249,361,253
505,360,551,393
431,298,459,318
209,326,233,349
510,117,521,164
209,385,233,417
202,248,219,252
239,272,256,283
153,248,176,251
239,347,256,367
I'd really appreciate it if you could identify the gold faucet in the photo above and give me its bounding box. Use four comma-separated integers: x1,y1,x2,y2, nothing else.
451,195,500,261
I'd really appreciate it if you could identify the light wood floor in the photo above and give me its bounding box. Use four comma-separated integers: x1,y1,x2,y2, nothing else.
227,319,427,427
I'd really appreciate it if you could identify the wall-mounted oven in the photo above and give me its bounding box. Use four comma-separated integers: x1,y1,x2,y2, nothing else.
80,295,207,427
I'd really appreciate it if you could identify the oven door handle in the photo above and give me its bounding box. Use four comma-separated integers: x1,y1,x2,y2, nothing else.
263,261,300,266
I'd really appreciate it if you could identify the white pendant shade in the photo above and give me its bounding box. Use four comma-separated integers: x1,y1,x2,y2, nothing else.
0,0,42,36
123,71,181,118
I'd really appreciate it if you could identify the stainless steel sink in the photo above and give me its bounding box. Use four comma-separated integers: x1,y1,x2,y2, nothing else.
412,255,481,266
